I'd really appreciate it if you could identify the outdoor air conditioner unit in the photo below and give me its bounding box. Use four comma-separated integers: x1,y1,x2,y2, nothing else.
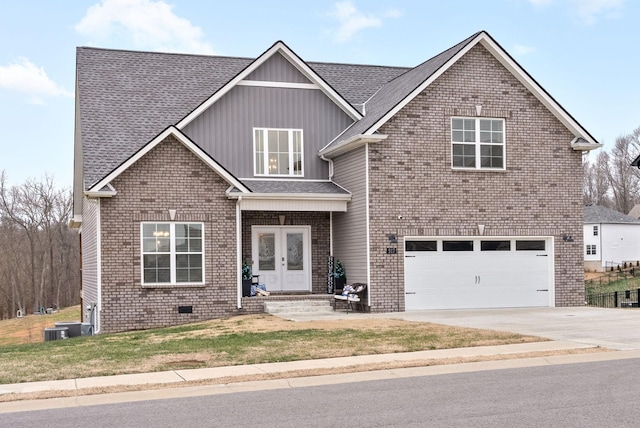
44,327,68,341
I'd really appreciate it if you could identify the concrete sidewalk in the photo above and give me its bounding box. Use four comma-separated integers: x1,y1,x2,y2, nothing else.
3,305,640,411
0,341,599,397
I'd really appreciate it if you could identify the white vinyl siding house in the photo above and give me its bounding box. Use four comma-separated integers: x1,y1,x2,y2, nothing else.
584,205,640,272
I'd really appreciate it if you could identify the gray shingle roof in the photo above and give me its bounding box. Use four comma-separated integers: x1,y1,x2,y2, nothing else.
235,180,349,195
77,34,484,191
323,32,480,147
584,205,640,224
77,47,409,190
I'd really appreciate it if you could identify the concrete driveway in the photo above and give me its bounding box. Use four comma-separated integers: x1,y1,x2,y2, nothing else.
383,307,640,350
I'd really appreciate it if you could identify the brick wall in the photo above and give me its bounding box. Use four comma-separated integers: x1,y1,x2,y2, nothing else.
99,135,240,333
366,44,585,312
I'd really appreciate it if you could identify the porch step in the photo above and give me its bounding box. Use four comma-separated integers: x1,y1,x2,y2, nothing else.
264,300,333,315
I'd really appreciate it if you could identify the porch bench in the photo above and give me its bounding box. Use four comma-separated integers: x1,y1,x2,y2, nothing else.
334,283,367,313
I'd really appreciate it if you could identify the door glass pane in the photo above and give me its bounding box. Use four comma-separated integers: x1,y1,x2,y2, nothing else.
516,240,546,251
287,233,303,271
481,240,511,251
406,241,437,251
443,240,474,251
258,233,276,270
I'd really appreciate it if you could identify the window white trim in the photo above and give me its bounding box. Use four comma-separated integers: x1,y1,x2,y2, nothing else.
141,222,205,286
253,128,304,177
451,117,506,170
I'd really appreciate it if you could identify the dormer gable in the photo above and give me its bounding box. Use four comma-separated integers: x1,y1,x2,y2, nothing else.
177,41,362,131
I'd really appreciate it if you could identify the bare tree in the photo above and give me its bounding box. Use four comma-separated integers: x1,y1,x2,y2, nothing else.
607,131,640,214
0,172,79,319
583,150,612,207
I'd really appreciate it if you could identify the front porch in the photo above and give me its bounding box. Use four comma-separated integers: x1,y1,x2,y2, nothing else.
241,211,332,294
240,293,333,314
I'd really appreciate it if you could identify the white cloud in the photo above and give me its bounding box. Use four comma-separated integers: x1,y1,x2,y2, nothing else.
75,0,214,54
569,0,624,25
527,0,624,24
327,1,401,43
0,58,72,105
512,44,536,56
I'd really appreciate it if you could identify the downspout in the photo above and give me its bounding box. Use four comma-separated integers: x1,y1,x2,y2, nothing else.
321,153,335,264
94,198,102,334
236,196,243,309
365,143,371,309
320,153,334,180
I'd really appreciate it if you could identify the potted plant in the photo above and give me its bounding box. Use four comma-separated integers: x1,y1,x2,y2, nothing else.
334,260,346,293
242,262,252,297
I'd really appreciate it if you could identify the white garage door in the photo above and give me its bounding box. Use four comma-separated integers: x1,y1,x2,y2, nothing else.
404,238,553,310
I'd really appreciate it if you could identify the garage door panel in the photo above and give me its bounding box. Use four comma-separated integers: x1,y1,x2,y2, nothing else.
404,238,552,310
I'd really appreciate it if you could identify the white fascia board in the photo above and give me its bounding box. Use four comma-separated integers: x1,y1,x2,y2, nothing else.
84,183,117,198
88,126,251,194
236,80,319,90
363,37,481,137
571,137,602,152
477,34,600,146
319,134,388,158
69,215,83,228
177,42,362,130
227,191,351,201
363,32,600,148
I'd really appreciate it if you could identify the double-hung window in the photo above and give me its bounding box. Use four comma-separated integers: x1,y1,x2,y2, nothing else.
254,128,303,176
586,244,597,255
451,117,505,170
142,223,204,285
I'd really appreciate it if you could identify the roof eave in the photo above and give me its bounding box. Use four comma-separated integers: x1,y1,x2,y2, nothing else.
177,42,362,130
571,137,602,152
319,134,388,158
226,191,351,201
88,126,251,194
359,31,600,149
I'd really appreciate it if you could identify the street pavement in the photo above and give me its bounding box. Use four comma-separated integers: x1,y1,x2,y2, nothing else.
2,306,640,412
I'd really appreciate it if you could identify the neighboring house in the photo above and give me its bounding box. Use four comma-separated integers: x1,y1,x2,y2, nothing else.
72,31,601,333
584,205,640,272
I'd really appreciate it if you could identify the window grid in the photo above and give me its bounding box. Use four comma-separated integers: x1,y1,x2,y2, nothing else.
586,244,597,256
593,226,599,236
142,223,204,285
254,128,303,177
452,117,505,170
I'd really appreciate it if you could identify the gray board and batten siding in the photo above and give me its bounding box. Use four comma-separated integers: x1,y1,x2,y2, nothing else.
183,53,355,180
246,52,311,83
332,146,369,284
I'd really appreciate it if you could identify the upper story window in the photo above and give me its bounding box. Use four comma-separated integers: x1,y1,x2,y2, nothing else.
141,223,204,285
593,226,599,236
451,117,505,170
254,128,303,177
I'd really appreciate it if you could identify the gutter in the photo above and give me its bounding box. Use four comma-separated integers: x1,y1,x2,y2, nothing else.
319,134,388,159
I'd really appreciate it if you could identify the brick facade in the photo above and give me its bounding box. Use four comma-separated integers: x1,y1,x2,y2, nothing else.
366,45,584,312
99,136,240,333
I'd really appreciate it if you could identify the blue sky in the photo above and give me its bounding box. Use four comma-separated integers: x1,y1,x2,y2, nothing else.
0,0,637,188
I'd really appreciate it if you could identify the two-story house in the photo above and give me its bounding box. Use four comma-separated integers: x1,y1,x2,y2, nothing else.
72,31,600,333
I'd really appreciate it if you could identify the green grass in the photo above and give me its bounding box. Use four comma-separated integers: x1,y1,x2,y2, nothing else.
586,274,640,294
0,312,541,385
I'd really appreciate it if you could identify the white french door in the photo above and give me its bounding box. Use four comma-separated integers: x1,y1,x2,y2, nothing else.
251,226,311,292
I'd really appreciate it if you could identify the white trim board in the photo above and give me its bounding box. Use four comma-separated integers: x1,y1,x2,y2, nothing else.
88,126,250,194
